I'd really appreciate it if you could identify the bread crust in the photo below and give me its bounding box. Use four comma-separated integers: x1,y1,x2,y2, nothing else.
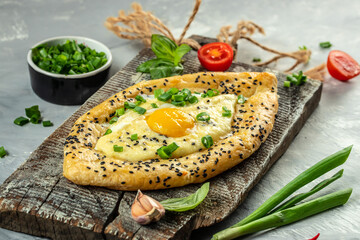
63,72,278,190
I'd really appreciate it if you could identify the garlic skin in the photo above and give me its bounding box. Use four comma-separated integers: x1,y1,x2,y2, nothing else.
131,190,165,225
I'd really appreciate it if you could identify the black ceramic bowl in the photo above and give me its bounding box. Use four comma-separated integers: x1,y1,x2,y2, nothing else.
27,36,112,105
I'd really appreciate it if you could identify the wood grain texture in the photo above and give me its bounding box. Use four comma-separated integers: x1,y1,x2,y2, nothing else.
0,35,322,240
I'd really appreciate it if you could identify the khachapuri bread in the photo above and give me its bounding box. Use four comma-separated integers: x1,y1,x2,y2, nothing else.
63,72,278,190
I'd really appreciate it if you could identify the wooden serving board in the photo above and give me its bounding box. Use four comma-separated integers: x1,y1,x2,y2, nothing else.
0,35,322,240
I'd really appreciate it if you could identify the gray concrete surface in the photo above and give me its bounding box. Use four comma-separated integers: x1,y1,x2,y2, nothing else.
0,0,359,239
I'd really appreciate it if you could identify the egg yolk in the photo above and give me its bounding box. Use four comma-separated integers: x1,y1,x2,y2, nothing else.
146,108,195,137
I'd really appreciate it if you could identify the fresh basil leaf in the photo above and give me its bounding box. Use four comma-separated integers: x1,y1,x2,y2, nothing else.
174,44,191,65
160,182,210,212
151,34,177,61
170,63,184,76
150,66,174,79
136,59,174,73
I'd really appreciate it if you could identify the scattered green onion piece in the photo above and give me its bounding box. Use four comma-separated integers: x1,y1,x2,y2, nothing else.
196,112,210,122
134,106,146,115
25,105,40,119
201,93,207,98
124,102,136,109
201,135,213,149
109,117,118,124
166,142,179,153
230,145,352,228
30,114,41,124
0,146,7,158
135,95,146,103
252,58,261,62
237,95,246,104
188,95,199,104
130,134,138,141
135,101,142,106
115,108,125,117
171,101,186,107
154,89,165,98
157,92,173,102
299,45,308,50
104,129,112,135
14,116,29,126
212,188,352,240
319,41,332,48
284,81,291,88
151,103,158,108
113,145,124,152
42,120,53,127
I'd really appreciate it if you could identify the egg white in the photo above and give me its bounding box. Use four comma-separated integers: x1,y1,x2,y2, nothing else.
95,94,237,161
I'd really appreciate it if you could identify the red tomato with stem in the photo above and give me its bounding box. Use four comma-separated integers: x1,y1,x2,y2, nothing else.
197,42,234,71
327,50,360,81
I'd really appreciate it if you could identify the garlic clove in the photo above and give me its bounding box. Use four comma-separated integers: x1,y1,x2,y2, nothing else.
131,190,165,225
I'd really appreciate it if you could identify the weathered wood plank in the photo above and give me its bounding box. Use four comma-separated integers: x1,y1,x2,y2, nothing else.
0,35,322,240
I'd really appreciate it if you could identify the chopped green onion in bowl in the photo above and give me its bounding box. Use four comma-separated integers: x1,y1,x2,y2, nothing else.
31,40,108,75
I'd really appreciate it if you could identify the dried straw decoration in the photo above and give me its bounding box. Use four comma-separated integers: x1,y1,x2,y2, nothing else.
104,0,202,50
105,1,325,81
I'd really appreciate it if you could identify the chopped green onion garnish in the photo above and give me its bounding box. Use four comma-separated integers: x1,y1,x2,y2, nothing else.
124,102,136,109
222,112,231,117
166,142,179,153
299,45,307,50
14,116,29,126
206,90,215,97
171,101,186,107
113,145,123,152
157,147,170,159
104,129,112,135
109,117,118,124
157,92,172,101
115,108,125,117
201,93,207,98
154,89,165,98
0,146,7,158
135,101,142,106
188,95,199,104
181,88,191,97
237,95,246,104
284,81,291,88
134,106,146,115
151,103,159,108
131,133,138,141
253,58,261,62
157,142,179,159
222,106,232,117
196,112,210,122
135,95,146,103
42,120,53,127
201,135,213,149
212,89,220,96
172,94,185,102
168,88,179,95
285,71,307,87
319,41,332,48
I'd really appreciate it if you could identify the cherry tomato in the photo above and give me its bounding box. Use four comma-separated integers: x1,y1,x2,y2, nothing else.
198,42,234,71
327,50,360,81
